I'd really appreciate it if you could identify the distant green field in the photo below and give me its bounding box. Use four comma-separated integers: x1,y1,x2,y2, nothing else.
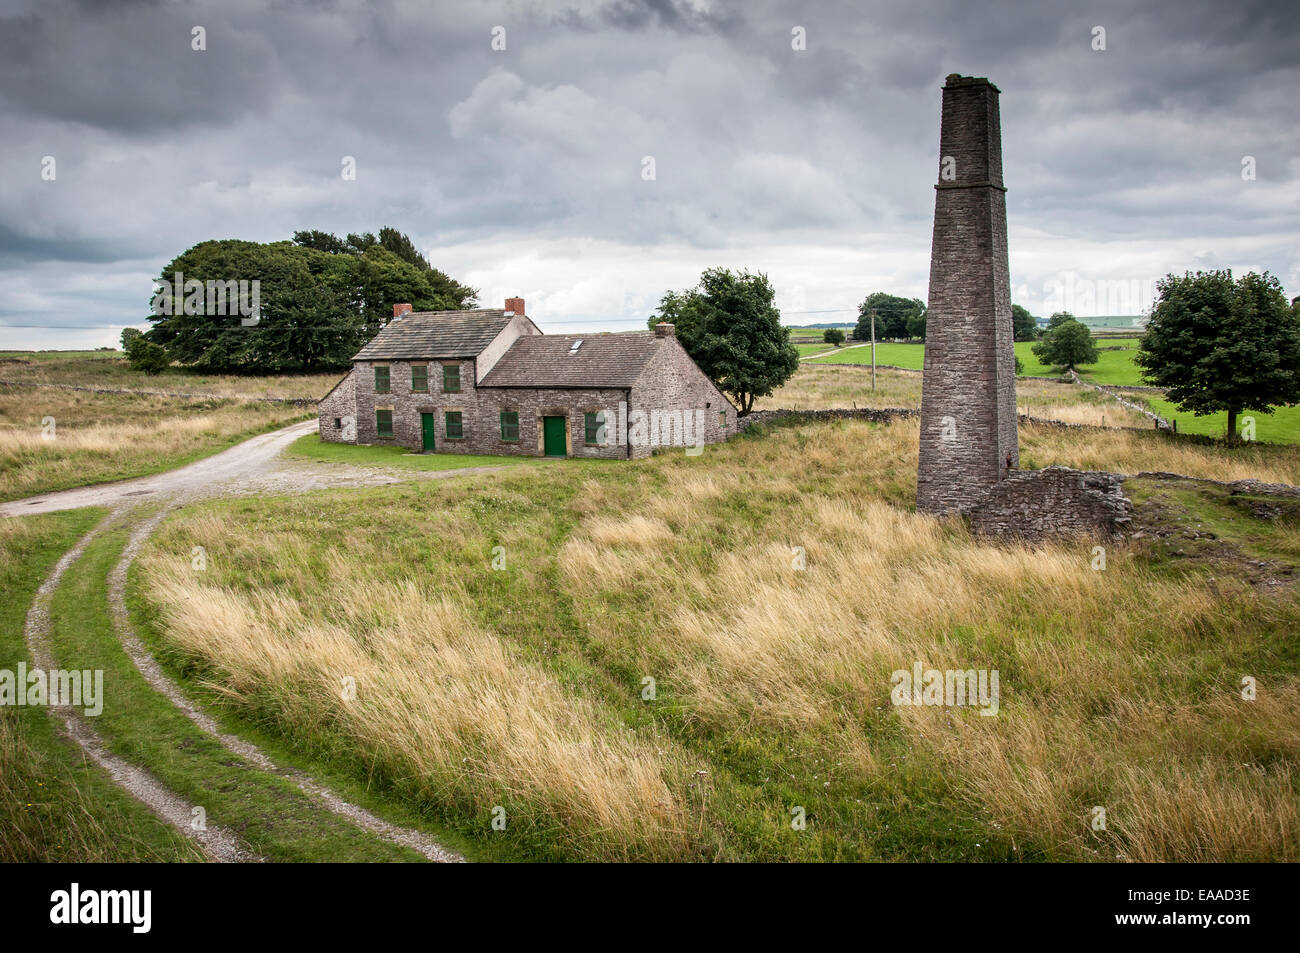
808,339,1149,385
808,342,925,369
1076,342,1146,386
809,341,1049,376
1141,397,1300,445
0,350,119,362
797,341,865,358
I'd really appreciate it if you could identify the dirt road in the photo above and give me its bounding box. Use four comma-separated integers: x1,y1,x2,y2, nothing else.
13,419,482,862
1,420,508,516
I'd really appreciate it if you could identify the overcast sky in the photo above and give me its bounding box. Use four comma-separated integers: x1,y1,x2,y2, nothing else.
1,0,1297,349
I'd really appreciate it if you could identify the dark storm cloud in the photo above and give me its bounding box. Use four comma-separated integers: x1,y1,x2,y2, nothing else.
0,1,278,133
0,0,1297,347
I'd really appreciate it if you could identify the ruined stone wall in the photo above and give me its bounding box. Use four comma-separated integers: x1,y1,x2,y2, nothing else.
968,466,1132,540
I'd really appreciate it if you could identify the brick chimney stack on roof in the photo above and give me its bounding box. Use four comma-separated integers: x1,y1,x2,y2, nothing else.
654,322,675,338
393,303,413,319
505,296,525,315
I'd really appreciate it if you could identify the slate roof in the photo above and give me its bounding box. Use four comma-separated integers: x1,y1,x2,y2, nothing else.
352,309,514,361
479,333,662,388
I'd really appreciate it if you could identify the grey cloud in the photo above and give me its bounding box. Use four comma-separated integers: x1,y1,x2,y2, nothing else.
0,0,1297,349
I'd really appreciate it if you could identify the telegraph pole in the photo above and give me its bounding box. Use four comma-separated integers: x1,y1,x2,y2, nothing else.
871,309,877,390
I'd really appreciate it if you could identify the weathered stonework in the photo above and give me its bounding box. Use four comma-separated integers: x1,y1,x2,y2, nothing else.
968,466,1133,540
739,407,919,430
917,75,1018,516
319,305,737,459
317,369,355,443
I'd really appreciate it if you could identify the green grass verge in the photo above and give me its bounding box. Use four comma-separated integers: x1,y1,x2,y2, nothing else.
1140,397,1300,445
807,342,926,369
0,508,204,862
286,432,553,471
806,340,1150,385
46,523,442,862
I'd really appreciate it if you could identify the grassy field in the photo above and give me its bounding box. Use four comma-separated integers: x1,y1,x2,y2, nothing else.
136,416,1300,862
757,365,1153,428
0,350,120,362
797,341,863,358
1139,396,1300,445
0,350,341,400
808,340,1149,386
1076,341,1145,386
0,510,204,862
0,383,312,502
808,341,927,370
41,522,445,861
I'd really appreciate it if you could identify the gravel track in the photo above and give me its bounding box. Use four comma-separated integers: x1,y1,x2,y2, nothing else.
109,506,464,862
12,420,482,862
22,513,261,863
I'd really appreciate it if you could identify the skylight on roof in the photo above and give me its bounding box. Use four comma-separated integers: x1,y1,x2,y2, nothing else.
569,339,583,352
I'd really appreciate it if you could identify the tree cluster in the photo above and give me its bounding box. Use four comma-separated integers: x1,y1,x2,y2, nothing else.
137,227,475,372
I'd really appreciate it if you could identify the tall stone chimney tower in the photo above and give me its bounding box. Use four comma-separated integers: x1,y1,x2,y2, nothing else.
916,74,1018,516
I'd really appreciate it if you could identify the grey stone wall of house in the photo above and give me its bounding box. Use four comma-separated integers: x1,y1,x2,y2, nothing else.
335,325,736,460
348,356,648,459
317,368,356,443
469,385,634,459
628,332,738,457
968,466,1132,540
352,358,478,449
917,74,1019,516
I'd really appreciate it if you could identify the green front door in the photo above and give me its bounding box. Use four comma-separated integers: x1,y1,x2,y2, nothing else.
421,412,435,452
543,416,567,457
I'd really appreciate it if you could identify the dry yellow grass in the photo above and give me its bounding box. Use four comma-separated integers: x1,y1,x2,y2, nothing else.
140,523,689,860
1021,420,1300,484
0,354,340,401
139,414,1300,860
559,419,1300,860
0,385,309,501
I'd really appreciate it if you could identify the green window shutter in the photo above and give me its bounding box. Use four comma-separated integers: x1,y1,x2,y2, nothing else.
584,411,606,445
500,411,519,441
719,410,726,427
376,409,393,436
443,364,460,393
445,411,463,439
411,365,428,392
374,366,390,393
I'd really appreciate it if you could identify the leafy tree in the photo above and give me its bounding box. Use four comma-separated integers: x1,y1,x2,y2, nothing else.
823,328,846,346
1032,317,1098,372
120,327,141,351
1011,304,1038,342
145,229,475,372
1136,270,1300,443
648,268,798,415
125,335,169,374
290,229,350,255
1014,354,1024,375
906,310,926,339
1046,311,1076,330
854,293,925,341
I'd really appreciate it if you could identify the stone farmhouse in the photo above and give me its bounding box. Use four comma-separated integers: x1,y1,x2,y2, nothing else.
318,298,738,458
